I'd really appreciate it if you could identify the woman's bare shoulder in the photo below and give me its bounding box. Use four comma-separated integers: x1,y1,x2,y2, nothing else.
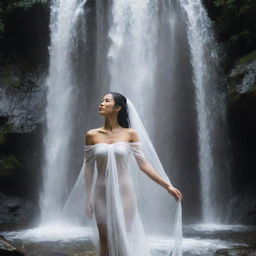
126,128,140,142
84,128,101,144
85,128,98,136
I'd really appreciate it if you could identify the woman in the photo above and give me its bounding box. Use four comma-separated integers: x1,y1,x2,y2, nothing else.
84,92,183,256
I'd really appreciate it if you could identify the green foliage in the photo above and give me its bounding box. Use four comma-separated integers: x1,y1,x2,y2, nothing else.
0,122,12,145
6,0,49,12
0,120,19,176
214,0,256,14
212,0,256,64
237,50,256,65
0,154,21,176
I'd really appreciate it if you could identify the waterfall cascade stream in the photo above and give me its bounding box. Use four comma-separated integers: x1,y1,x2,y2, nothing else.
179,0,232,224
39,0,232,226
39,0,87,223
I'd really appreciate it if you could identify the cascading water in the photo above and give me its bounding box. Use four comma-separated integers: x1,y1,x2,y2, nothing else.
39,0,232,231
179,0,232,224
104,0,232,224
106,0,159,132
39,0,87,223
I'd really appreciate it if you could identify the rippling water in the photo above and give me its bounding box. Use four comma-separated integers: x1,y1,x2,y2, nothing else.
2,223,255,256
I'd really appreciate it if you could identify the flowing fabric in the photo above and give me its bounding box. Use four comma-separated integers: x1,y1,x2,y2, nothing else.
62,98,183,256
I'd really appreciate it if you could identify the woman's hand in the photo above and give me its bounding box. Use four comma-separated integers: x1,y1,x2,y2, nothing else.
86,197,94,218
166,184,183,201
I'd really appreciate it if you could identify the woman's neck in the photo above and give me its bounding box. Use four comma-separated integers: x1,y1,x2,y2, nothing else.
103,116,121,131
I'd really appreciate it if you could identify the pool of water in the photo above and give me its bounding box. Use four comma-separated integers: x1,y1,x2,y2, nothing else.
1,222,255,256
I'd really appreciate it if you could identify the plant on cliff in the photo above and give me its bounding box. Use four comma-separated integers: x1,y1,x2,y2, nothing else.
0,0,49,37
213,0,256,60
6,0,49,12
0,155,21,176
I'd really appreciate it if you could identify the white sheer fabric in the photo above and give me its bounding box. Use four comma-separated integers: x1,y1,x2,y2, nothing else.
63,98,183,256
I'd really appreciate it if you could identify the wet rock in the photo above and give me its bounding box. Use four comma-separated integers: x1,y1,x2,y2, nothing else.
0,61,47,133
0,193,39,230
47,252,70,256
214,247,256,256
226,50,256,226
226,192,256,225
227,50,256,103
11,239,96,256
0,234,25,255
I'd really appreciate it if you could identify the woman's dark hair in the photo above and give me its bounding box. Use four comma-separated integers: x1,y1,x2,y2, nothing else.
108,91,131,128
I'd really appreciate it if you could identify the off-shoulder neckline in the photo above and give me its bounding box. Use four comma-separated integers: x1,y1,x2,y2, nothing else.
84,141,141,148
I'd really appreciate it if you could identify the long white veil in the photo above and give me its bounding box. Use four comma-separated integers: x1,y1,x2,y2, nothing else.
126,97,183,256
62,96,183,256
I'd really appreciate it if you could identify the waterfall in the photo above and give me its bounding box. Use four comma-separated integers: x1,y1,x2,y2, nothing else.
39,0,87,223
179,0,232,223
106,0,159,132
38,0,232,227
106,0,232,223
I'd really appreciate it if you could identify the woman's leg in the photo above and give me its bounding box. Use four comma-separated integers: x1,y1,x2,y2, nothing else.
94,186,109,256
96,222,109,256
94,181,136,255
120,184,137,233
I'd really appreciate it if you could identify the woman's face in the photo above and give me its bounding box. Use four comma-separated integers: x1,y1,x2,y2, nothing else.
98,93,120,116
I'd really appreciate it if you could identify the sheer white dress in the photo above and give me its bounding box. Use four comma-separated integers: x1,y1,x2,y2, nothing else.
63,98,183,256
82,141,182,256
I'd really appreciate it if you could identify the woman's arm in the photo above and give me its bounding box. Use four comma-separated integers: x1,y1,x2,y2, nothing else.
84,130,96,217
84,158,94,200
129,128,183,201
84,131,95,201
136,157,172,189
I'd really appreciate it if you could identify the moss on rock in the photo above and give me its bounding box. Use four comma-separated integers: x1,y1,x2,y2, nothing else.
0,154,21,176
227,49,256,108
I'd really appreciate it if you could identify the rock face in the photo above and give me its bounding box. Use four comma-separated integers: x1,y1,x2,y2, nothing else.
0,3,49,232
0,2,50,132
226,192,256,225
0,193,40,230
0,61,46,226
226,50,256,224
0,62,47,133
227,51,256,98
214,247,256,256
0,52,47,233
0,235,25,255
